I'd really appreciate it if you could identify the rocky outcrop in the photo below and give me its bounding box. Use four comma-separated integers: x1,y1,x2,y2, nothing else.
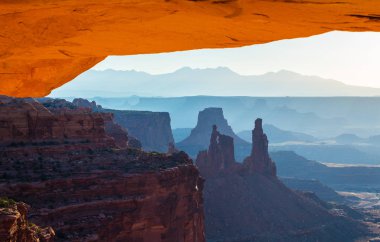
0,96,114,148
0,150,204,242
243,118,277,176
1,0,380,97
72,98,103,112
177,107,250,161
71,98,130,149
167,142,179,155
196,118,367,242
196,125,237,177
0,154,205,242
106,109,175,152
104,120,128,149
0,199,54,242
0,97,205,242
71,98,173,152
128,136,142,150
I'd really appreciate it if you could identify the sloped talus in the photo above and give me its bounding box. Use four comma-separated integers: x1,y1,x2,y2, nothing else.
1,0,380,97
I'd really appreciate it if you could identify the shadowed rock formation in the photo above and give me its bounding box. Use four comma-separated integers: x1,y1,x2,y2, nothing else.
167,142,179,155
243,118,277,176
105,109,175,152
0,97,205,242
196,118,367,242
128,136,143,150
177,107,250,161
104,120,129,148
72,98,173,152
196,125,237,176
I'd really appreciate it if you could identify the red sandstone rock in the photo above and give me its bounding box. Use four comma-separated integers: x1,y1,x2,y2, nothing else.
104,121,128,149
0,153,205,242
0,97,205,242
71,98,172,152
71,98,130,149
0,97,115,148
0,200,54,242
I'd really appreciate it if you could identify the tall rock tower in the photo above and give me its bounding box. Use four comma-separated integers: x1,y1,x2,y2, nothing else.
196,125,236,176
243,118,277,176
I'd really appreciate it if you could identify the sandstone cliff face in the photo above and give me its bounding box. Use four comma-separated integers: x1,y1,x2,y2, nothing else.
1,0,380,97
106,109,175,152
0,200,54,242
72,98,130,149
177,107,250,161
0,97,205,242
0,157,205,242
0,96,114,148
71,98,172,152
104,120,129,149
196,118,367,242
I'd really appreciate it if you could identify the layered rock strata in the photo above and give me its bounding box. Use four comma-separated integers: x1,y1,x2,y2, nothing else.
72,98,173,152
0,96,114,148
0,97,205,242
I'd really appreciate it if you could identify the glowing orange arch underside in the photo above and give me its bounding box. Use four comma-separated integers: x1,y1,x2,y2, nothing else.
0,0,379,97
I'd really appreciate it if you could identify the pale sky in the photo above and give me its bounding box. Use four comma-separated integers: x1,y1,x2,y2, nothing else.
92,31,380,88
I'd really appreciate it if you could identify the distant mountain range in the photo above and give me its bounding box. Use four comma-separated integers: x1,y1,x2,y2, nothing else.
50,67,380,97
237,124,317,143
273,151,380,192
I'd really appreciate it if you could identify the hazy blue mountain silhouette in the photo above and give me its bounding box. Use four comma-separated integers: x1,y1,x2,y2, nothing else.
51,67,380,97
237,124,316,143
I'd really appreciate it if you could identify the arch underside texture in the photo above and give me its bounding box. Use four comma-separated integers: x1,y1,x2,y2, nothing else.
0,0,379,97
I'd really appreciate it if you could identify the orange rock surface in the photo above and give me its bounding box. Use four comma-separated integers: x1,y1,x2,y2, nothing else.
1,0,380,97
0,201,55,242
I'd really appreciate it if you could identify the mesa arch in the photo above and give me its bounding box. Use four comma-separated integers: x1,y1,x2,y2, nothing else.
1,0,380,97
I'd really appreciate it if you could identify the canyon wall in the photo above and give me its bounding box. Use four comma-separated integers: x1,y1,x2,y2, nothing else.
105,109,175,152
0,160,205,242
0,97,205,242
71,98,174,152
0,96,114,147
